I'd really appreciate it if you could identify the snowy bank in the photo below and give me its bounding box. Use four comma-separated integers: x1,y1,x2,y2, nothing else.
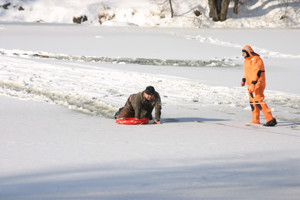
0,0,299,28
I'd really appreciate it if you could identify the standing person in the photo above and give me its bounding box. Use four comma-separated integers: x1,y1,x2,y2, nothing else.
114,86,162,124
241,45,277,126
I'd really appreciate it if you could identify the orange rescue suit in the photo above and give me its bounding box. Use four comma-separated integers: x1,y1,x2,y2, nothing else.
242,45,275,124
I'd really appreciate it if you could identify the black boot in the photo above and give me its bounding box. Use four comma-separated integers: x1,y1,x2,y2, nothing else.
114,107,123,119
264,118,277,127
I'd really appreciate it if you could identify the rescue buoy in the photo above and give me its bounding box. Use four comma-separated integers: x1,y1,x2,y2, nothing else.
116,118,149,125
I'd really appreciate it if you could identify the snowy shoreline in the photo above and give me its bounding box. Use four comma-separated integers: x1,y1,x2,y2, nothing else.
1,0,299,28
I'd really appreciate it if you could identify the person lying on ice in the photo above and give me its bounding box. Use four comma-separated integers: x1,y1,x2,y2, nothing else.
241,45,277,126
114,86,162,124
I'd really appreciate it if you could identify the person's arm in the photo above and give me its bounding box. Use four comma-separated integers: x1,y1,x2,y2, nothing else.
154,94,162,123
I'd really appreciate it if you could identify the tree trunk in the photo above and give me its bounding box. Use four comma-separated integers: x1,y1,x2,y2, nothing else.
169,0,174,18
208,0,219,21
209,0,239,22
216,0,222,16
220,0,230,21
233,0,239,14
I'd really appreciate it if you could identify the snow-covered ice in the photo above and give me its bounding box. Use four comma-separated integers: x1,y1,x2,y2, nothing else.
1,0,300,199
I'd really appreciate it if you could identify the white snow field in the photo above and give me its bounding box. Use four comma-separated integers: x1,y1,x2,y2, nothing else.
1,23,300,200
1,0,300,199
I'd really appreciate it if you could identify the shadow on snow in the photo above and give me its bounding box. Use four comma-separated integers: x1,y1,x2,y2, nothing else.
1,156,300,200
162,117,228,123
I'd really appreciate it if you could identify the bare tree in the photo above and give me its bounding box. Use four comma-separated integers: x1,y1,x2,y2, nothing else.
169,0,174,18
220,0,230,21
233,0,239,14
208,0,219,21
208,0,239,21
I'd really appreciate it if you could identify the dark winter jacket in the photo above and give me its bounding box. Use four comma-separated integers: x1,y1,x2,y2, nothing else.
122,91,162,121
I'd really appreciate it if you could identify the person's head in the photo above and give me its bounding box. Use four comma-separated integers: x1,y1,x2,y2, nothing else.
144,86,155,100
242,45,255,59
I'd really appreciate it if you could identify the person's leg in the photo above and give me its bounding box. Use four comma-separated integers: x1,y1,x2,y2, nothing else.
114,107,123,119
118,106,134,118
254,87,276,126
249,91,260,124
250,101,260,124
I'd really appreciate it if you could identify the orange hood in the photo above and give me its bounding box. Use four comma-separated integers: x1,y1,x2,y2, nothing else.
242,45,258,58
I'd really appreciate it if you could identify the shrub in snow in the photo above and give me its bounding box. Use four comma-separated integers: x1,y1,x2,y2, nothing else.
98,5,115,25
1,2,11,9
73,15,88,24
194,9,201,16
1,2,24,11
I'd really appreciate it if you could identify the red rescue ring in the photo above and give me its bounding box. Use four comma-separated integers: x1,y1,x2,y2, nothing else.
116,118,149,125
